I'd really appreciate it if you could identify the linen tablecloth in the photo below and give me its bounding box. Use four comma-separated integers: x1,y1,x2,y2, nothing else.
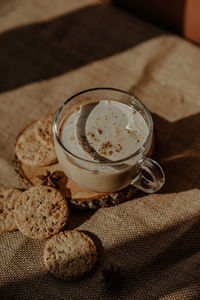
0,0,200,299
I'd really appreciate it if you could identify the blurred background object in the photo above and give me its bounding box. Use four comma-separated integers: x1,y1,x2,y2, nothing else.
103,0,200,44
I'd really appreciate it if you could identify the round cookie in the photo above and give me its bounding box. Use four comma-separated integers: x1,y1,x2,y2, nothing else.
0,186,22,233
44,230,97,280
16,120,57,166
34,114,54,146
14,186,69,239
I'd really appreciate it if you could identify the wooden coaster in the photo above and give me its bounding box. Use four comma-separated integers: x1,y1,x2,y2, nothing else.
15,136,155,210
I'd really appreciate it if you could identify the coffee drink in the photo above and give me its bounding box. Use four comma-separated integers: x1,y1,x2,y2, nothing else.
55,100,150,192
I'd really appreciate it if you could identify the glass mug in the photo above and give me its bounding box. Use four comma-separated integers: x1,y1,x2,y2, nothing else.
53,88,165,193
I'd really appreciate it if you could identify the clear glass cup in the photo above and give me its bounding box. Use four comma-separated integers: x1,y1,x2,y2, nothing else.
53,88,165,193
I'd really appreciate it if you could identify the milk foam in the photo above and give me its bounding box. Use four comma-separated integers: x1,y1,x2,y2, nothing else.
60,100,149,162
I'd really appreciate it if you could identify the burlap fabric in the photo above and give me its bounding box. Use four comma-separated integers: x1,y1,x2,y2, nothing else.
0,1,200,299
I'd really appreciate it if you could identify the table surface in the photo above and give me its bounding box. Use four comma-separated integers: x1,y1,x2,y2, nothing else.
0,0,200,299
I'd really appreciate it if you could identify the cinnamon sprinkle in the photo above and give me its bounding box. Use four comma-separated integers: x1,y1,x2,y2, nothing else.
115,144,122,153
101,141,113,150
98,128,102,135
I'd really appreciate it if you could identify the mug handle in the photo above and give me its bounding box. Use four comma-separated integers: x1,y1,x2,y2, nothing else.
132,157,165,193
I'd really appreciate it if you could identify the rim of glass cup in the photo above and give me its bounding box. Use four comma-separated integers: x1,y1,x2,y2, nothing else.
53,87,153,165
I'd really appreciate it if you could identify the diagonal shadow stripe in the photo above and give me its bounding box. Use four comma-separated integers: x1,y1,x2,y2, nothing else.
0,218,199,299
152,112,200,194
129,72,200,194
0,4,163,93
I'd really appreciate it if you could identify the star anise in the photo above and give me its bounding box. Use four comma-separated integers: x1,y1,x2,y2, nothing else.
100,263,124,290
37,171,63,189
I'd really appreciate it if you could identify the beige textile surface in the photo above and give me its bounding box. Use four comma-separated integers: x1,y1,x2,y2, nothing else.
0,0,200,299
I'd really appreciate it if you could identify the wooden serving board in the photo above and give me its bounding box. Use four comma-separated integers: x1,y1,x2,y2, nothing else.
15,136,155,210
